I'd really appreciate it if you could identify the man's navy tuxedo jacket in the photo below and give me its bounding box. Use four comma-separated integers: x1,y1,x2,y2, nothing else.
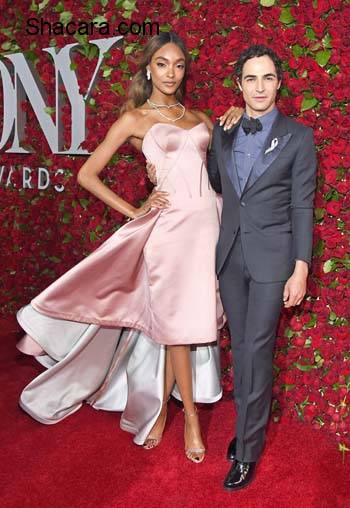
207,110,317,282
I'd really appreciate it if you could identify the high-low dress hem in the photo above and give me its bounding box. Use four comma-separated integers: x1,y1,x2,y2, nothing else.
16,122,225,444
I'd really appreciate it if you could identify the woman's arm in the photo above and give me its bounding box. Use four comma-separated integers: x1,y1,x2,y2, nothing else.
77,111,169,219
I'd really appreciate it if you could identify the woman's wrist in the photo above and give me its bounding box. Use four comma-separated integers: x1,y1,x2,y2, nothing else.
128,208,138,220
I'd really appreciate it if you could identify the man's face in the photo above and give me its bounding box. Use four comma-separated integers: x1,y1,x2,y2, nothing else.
238,55,281,117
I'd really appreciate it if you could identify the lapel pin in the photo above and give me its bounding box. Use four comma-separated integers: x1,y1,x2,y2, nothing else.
264,137,279,155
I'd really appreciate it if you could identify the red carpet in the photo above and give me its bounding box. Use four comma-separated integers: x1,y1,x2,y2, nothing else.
0,318,349,508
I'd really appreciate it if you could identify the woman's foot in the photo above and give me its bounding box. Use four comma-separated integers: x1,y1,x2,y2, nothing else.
183,407,206,463
143,400,168,450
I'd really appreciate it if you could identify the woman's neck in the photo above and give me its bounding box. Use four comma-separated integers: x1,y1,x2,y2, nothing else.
148,92,179,106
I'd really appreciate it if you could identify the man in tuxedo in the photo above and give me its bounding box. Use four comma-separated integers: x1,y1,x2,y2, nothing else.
207,45,317,491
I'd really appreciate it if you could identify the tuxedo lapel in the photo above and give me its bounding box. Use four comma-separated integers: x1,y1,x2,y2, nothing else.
221,119,242,197
242,111,293,195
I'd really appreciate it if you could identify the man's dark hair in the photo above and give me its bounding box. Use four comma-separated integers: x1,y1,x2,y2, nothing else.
235,44,283,82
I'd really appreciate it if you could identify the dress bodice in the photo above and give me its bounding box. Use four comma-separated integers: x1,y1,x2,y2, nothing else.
142,122,215,198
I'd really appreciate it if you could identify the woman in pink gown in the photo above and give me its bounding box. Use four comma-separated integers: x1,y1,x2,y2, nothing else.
16,32,240,463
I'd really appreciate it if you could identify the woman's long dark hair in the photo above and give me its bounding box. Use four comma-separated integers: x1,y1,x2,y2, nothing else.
121,32,190,112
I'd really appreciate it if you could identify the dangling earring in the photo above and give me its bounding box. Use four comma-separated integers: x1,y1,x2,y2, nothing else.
146,68,151,80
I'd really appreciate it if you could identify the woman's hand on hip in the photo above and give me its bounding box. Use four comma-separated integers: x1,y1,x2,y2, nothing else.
133,189,170,219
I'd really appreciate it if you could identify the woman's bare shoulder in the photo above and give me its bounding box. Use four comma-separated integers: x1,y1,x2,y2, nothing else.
191,109,214,131
108,107,151,139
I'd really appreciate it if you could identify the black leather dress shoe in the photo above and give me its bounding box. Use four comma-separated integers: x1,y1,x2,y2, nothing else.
223,460,256,491
226,437,236,461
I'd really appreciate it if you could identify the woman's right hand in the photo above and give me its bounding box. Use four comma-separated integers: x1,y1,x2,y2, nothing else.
146,161,157,185
132,189,170,219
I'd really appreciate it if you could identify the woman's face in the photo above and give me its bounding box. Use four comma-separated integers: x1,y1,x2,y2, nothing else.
147,42,186,97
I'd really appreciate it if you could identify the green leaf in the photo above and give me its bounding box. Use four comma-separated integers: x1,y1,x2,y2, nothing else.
102,67,112,78
59,10,73,24
260,0,275,6
294,403,304,419
280,86,290,97
280,6,295,25
119,61,129,71
314,208,325,221
337,219,345,231
110,82,125,95
44,106,55,115
93,14,107,24
304,313,317,329
292,44,303,58
325,188,339,201
62,212,72,224
314,354,323,365
285,327,295,339
301,96,318,112
304,337,311,347
328,64,340,76
323,33,332,49
282,384,296,392
329,280,339,289
160,23,172,32
316,50,331,67
73,32,88,46
124,44,136,55
339,442,350,464
323,259,335,273
63,233,73,244
38,0,50,12
190,48,200,59
123,0,137,9
223,77,233,88
79,198,90,209
173,0,181,13
89,231,97,241
293,362,317,372
329,310,337,322
54,1,64,13
305,27,317,40
30,0,38,11
342,257,350,270
313,239,325,257
1,41,12,50
48,256,61,263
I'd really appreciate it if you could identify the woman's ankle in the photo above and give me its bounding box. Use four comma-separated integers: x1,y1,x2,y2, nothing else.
183,405,197,418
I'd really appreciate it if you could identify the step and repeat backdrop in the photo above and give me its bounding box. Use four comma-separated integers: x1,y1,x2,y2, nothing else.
0,1,349,454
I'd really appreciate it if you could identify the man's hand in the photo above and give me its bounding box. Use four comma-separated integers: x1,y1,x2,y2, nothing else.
283,260,309,307
146,161,157,185
219,106,244,131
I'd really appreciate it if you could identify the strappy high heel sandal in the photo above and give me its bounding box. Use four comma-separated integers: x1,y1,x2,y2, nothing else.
183,406,206,463
143,399,168,450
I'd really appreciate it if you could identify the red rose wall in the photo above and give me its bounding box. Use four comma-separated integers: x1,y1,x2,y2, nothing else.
0,0,349,457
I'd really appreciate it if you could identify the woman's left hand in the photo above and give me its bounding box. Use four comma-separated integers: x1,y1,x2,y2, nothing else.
219,106,244,131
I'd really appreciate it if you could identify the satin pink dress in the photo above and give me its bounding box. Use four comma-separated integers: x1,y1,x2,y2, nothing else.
16,122,225,441
22,121,224,345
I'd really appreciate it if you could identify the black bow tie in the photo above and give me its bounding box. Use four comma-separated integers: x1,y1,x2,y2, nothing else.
242,116,263,135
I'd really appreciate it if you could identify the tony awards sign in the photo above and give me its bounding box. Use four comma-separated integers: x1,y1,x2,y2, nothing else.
0,35,123,191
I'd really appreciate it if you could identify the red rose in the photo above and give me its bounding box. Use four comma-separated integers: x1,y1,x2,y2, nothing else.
326,201,341,216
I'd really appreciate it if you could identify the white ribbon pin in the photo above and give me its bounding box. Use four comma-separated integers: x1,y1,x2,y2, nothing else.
264,137,279,155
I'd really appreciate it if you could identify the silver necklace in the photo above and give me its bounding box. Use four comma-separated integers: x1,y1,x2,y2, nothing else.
147,98,185,122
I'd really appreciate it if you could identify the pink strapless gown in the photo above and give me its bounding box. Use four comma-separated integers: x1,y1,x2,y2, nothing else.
16,122,225,443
